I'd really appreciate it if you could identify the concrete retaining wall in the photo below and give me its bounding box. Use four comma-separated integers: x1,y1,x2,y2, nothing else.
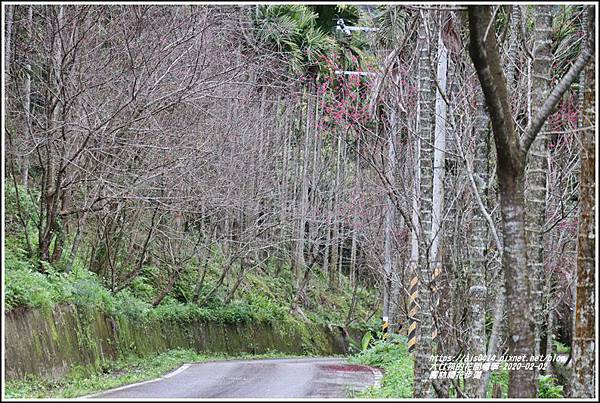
4,304,357,381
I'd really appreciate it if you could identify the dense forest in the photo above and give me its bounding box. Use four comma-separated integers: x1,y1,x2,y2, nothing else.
3,3,596,399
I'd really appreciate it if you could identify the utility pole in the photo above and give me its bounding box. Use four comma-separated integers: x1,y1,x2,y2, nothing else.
334,19,379,78
334,18,393,338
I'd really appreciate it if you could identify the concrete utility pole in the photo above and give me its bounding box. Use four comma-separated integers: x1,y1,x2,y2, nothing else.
334,18,392,338
333,17,392,338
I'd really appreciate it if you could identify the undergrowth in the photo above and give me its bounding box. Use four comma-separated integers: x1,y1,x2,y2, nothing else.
347,334,414,398
4,241,377,327
346,334,563,398
4,183,378,327
487,369,563,398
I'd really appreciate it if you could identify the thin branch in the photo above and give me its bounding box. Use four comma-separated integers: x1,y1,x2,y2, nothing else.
520,8,594,155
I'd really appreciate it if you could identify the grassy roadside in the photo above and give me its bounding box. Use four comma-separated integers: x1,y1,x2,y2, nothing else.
3,349,315,399
347,334,414,398
345,334,564,398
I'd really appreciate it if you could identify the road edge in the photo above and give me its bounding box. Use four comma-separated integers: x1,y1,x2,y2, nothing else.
77,358,382,399
369,366,384,388
76,363,192,399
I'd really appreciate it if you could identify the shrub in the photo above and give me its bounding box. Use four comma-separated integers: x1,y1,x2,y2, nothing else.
553,339,570,353
63,268,114,312
4,182,38,236
148,298,204,322
5,242,59,311
348,335,413,398
488,368,509,397
111,289,151,319
129,276,156,303
245,292,287,323
539,375,564,398
5,264,58,311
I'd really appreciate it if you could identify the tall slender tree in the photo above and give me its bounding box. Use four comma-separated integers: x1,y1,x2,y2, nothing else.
467,5,593,397
525,5,553,361
413,10,435,398
571,7,595,398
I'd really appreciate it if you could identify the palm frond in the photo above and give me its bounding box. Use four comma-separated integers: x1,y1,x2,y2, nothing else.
373,5,408,46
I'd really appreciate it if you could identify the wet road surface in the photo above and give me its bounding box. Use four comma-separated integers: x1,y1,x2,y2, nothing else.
87,357,382,398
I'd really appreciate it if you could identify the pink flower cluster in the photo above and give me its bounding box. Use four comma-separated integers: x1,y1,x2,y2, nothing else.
315,54,375,132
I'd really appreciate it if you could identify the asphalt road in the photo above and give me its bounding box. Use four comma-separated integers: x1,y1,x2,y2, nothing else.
87,357,382,399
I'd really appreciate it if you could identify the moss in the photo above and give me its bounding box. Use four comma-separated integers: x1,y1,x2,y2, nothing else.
49,314,60,344
6,300,353,383
31,334,43,362
5,227,370,382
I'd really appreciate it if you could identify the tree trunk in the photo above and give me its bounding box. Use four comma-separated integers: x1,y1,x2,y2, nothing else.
505,5,521,95
413,11,434,398
5,5,13,73
467,5,591,396
21,6,33,189
382,107,396,326
571,8,595,397
525,5,553,363
408,119,421,354
193,254,210,304
430,22,448,347
329,129,343,289
153,267,182,307
479,284,506,397
467,6,536,397
296,84,313,278
545,304,555,375
466,91,489,398
39,5,65,268
323,195,332,275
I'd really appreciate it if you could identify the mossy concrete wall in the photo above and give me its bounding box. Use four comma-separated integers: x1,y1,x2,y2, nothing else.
4,304,357,381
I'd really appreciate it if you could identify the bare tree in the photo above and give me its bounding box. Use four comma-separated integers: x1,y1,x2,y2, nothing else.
467,5,593,397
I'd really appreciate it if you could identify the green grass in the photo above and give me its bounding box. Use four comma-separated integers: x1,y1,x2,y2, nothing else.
553,340,570,354
346,336,562,399
3,349,315,399
487,368,509,397
539,374,564,398
347,334,413,398
4,349,205,398
4,246,120,315
4,240,379,334
486,368,564,398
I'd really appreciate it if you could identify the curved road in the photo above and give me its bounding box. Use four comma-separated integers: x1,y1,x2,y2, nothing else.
87,357,382,399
